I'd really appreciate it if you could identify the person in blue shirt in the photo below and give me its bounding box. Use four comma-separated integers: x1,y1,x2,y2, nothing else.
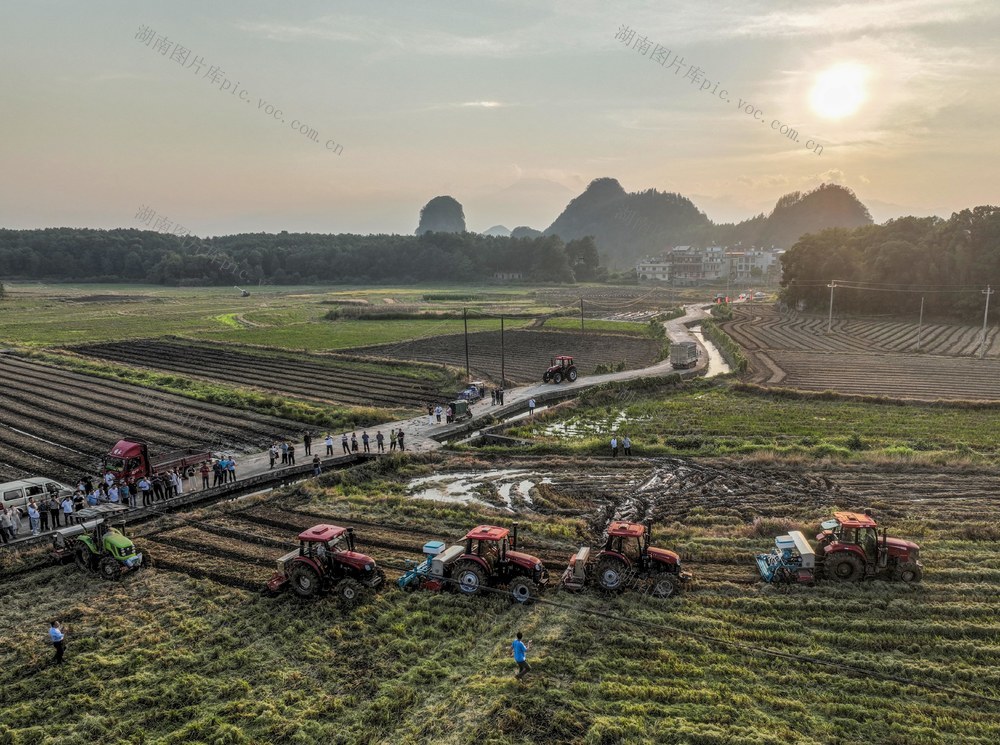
49,621,65,664
511,631,531,681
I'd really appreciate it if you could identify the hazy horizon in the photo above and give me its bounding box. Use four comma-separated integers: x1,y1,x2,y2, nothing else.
2,0,997,236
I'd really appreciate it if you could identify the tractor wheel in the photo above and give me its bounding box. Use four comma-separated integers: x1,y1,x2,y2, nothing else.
552,372,563,384
827,553,864,582
336,578,364,607
596,557,628,592
454,561,486,596
289,563,322,598
568,368,578,382
650,573,680,599
509,577,538,604
893,562,923,584
75,545,92,572
99,556,122,581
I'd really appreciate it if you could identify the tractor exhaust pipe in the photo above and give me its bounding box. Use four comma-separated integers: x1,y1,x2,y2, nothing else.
512,523,518,551
643,519,652,550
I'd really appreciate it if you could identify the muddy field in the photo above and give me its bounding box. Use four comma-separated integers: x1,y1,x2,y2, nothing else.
72,339,457,409
348,329,662,384
723,305,1000,399
0,354,305,483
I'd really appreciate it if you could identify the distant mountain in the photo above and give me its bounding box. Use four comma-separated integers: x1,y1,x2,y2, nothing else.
544,178,712,268
544,178,874,268
510,226,542,239
416,196,466,235
481,225,511,237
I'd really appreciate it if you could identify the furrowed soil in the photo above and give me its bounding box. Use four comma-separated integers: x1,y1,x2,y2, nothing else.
348,329,662,384
3,453,999,744
722,305,1000,400
0,354,306,483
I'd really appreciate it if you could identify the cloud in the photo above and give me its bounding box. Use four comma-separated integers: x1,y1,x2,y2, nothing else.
459,101,508,108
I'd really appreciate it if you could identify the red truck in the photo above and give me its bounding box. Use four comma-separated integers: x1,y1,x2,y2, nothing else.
104,439,214,482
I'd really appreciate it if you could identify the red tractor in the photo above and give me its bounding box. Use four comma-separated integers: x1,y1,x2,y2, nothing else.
446,524,549,602
562,520,691,598
543,355,578,384
816,510,923,583
267,524,385,604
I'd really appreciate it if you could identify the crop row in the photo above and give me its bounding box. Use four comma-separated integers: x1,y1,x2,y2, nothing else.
74,340,453,408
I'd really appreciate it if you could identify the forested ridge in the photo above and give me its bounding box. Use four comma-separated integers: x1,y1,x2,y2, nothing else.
780,206,1000,317
0,229,600,285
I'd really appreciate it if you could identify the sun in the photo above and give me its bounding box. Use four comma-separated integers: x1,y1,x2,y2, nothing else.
809,63,868,119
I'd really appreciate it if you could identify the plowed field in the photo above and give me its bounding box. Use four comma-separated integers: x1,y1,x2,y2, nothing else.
722,305,1000,399
348,329,662,384
72,339,456,409
0,354,304,483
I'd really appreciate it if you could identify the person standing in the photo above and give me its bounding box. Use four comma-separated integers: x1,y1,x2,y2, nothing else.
0,507,12,543
427,404,434,426
528,398,536,417
362,431,370,453
39,496,51,532
351,433,359,453
62,494,76,524
499,387,505,405
287,443,296,465
491,389,497,405
435,405,443,423
280,441,289,465
72,491,84,516
226,457,237,483
375,430,385,453
49,621,66,664
303,432,312,456
611,435,618,458
445,405,453,424
200,461,211,490
389,429,397,452
341,433,350,454
397,429,405,451
138,477,152,507
269,444,278,470
325,433,334,456
312,454,322,476
511,632,531,681
623,434,632,457
49,495,62,528
27,500,41,536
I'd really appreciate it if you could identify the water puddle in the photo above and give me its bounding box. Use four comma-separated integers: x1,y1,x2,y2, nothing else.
406,469,552,511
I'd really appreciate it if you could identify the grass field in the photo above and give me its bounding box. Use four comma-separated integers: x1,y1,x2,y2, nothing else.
3,454,999,744
501,379,1000,463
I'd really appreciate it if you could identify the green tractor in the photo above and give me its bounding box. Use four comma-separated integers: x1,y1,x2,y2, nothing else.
51,505,147,580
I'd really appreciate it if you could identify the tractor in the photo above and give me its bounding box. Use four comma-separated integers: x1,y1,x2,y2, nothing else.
399,524,549,603
543,355,578,384
562,520,691,598
756,510,922,584
267,524,385,604
51,504,146,580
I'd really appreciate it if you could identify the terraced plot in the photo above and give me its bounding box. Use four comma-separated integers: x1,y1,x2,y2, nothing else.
723,306,1000,399
73,339,457,409
0,354,304,483
350,329,662,384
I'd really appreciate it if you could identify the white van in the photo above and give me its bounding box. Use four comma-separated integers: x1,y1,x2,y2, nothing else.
1,478,75,512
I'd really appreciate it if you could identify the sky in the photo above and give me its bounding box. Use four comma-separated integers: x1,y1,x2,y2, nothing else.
1,0,998,236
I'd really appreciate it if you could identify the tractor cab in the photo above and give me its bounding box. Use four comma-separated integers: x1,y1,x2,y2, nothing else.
817,512,886,565
602,521,681,572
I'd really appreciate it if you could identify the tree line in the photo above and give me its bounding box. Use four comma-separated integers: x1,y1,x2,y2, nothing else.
780,206,1000,317
0,229,602,285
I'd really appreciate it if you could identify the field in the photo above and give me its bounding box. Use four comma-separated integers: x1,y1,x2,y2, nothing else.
498,378,1000,463
71,339,462,410
0,354,306,483
722,305,1000,399
350,329,663,384
3,453,1000,744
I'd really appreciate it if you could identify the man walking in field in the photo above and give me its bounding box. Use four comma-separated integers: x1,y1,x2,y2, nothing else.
49,621,66,664
511,632,531,682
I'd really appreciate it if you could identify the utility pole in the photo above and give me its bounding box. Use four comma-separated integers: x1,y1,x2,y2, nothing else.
916,295,924,351
980,285,994,359
500,315,505,386
827,280,838,334
580,297,585,334
463,307,470,380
